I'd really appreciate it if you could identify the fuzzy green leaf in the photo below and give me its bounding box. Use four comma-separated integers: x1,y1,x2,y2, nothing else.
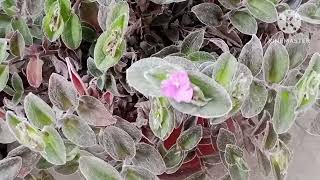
80,156,121,180
48,73,77,111
272,88,298,134
42,2,65,42
61,115,96,147
62,12,82,49
191,3,223,27
212,52,238,90
11,17,33,45
217,0,241,9
246,0,278,23
6,111,45,151
217,128,236,152
121,165,159,180
0,64,9,92
229,10,257,35
149,97,175,141
99,126,136,161
295,53,320,110
181,29,205,55
40,126,66,165
77,95,116,126
241,80,268,118
263,42,289,84
0,39,8,63
132,143,166,175
9,31,25,57
163,145,185,169
24,93,55,129
177,125,203,151
263,122,278,151
238,35,263,76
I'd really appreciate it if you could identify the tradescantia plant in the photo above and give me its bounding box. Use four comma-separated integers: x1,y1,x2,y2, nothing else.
0,0,319,179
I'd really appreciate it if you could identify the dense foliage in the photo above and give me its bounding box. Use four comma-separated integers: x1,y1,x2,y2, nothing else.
0,0,319,179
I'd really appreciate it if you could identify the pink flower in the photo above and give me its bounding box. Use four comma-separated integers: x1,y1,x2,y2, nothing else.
161,71,193,103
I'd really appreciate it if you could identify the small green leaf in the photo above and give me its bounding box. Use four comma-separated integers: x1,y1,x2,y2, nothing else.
79,156,121,180
270,142,292,180
152,45,180,58
191,3,223,27
217,128,236,152
0,65,9,92
11,17,33,45
99,126,136,161
295,53,320,110
40,126,66,165
149,97,175,141
229,10,257,35
42,2,65,42
0,157,22,180
217,0,241,9
263,42,289,84
187,51,216,62
64,141,80,161
1,0,18,16
87,57,103,77
94,31,126,72
272,88,298,134
94,1,129,72
6,111,45,151
298,2,320,24
177,125,203,151
228,63,253,115
82,24,97,43
212,52,238,90
11,72,24,104
62,12,82,49
24,93,55,129
61,115,97,147
241,80,268,118
164,56,198,71
246,0,278,23
238,35,263,76
121,165,159,180
9,31,25,57
225,145,248,172
114,116,142,143
0,39,7,63
181,29,205,55
54,158,79,175
58,0,71,22
263,122,278,150
132,143,166,175
76,95,116,126
286,33,308,69
36,157,54,170
163,145,185,169
48,73,77,111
